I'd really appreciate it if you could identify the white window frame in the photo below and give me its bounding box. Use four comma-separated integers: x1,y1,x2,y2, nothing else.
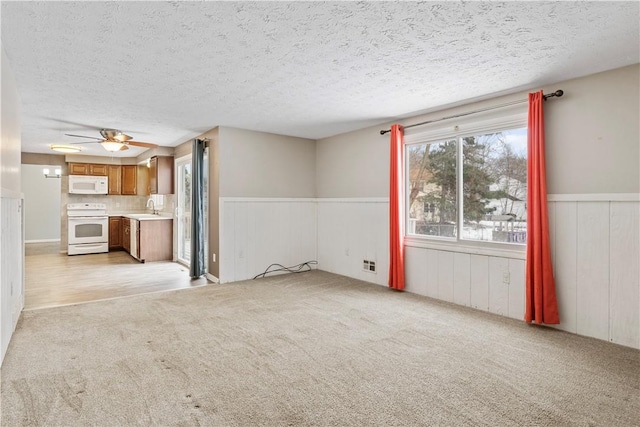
404,110,528,259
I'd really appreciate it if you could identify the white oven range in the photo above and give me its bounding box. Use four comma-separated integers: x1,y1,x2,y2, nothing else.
67,203,109,255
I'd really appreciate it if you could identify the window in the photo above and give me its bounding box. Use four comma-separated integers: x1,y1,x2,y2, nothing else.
406,124,527,245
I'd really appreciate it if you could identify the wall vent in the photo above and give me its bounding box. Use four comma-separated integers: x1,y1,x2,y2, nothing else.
363,260,376,273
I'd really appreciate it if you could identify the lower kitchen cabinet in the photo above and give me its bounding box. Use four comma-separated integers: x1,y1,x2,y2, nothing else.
119,216,172,262
122,218,131,252
136,220,173,262
109,216,123,250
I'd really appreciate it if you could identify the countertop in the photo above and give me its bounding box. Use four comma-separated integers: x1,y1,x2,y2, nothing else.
108,211,173,221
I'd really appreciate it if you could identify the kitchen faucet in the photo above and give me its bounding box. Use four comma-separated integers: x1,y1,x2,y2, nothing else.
146,198,158,215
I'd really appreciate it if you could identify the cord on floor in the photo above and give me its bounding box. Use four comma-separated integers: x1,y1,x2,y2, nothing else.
253,261,318,279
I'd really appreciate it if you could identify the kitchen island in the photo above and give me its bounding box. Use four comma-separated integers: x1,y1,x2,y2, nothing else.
109,213,173,263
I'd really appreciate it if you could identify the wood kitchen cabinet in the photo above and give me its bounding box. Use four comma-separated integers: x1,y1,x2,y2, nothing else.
68,163,108,176
121,165,137,195
107,165,122,195
90,164,108,176
109,216,122,250
122,218,131,253
69,163,89,175
149,156,174,194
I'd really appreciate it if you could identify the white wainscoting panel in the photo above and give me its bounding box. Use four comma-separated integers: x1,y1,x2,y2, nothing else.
404,246,427,295
508,258,525,321
470,255,490,311
575,202,610,341
551,201,578,334
219,199,317,283
1,197,24,364
548,198,640,349
608,202,639,348
437,251,455,303
425,249,439,298
453,253,471,307
316,199,388,286
488,256,510,317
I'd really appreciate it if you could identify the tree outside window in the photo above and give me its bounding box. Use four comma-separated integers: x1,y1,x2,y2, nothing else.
407,126,527,244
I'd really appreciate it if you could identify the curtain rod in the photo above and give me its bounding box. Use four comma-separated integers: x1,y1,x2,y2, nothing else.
379,90,564,135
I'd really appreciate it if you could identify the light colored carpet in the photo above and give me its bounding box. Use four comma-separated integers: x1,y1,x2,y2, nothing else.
1,270,638,426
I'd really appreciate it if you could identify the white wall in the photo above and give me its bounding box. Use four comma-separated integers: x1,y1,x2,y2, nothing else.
1,46,25,365
316,126,389,198
219,127,316,198
544,65,639,194
314,65,640,349
21,164,61,241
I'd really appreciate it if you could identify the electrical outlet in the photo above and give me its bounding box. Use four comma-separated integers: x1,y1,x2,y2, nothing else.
502,271,510,284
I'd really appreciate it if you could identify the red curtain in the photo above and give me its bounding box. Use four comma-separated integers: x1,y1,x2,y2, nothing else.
525,92,559,324
389,124,405,291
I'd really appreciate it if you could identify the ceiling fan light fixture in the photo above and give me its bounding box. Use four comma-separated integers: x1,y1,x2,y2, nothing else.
50,144,82,153
101,141,125,152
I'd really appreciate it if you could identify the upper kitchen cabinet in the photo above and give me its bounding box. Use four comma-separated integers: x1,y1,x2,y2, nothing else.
107,165,121,195
149,156,174,194
69,163,108,176
121,165,138,195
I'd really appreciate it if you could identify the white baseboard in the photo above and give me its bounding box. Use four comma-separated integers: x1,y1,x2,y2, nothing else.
205,273,219,283
25,239,61,243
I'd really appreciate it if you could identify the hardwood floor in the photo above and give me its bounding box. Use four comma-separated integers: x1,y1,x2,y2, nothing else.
24,243,207,310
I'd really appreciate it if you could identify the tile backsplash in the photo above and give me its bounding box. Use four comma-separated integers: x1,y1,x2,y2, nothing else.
66,194,148,211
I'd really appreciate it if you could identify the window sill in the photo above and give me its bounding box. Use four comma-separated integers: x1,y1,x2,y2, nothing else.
404,236,526,260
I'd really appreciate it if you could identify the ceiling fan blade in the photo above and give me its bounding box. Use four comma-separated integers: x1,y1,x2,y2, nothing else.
127,141,158,148
65,133,103,140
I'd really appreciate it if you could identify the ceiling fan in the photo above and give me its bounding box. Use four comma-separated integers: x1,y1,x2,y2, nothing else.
64,129,158,152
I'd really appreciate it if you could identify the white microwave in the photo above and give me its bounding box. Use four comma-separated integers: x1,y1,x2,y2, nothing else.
68,175,108,194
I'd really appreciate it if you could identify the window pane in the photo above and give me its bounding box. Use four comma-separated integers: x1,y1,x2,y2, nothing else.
462,127,527,243
407,139,457,238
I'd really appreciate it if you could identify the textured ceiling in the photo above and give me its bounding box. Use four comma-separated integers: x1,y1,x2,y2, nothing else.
2,1,639,157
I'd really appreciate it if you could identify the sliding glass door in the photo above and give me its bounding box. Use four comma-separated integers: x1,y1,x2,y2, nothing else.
176,156,192,266
176,152,208,268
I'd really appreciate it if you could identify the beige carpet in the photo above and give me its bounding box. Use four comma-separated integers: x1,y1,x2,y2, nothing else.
1,271,638,426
